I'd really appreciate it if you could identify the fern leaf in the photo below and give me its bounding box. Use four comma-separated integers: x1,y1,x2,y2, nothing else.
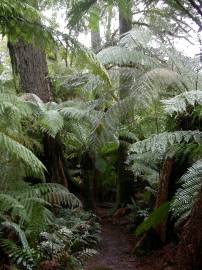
0,132,45,177
162,90,202,115
171,160,202,225
38,110,64,137
129,131,202,154
1,222,30,250
135,202,170,236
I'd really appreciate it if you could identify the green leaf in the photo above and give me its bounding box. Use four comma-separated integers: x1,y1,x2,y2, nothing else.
135,201,170,236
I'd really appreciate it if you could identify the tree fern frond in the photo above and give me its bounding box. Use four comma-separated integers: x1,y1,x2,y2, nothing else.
135,201,170,236
0,132,45,178
21,93,45,113
67,36,111,86
119,29,154,50
1,222,30,250
0,239,37,270
0,194,27,222
171,160,202,225
141,68,186,94
129,131,202,154
16,184,82,209
162,90,202,115
97,46,160,69
38,110,64,138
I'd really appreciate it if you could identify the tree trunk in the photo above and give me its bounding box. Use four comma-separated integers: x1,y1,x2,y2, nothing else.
155,158,175,242
116,1,133,206
81,151,95,210
119,0,132,36
173,185,202,270
91,30,101,53
7,39,52,102
7,39,70,188
116,142,134,206
90,1,101,53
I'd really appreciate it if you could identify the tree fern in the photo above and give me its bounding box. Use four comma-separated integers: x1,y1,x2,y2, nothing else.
129,131,202,155
15,183,82,209
0,194,27,222
162,90,202,115
97,46,160,69
171,160,202,225
1,221,30,250
0,132,45,178
0,239,38,270
135,201,170,236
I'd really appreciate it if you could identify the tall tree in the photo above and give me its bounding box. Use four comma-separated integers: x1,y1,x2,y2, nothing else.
7,1,71,187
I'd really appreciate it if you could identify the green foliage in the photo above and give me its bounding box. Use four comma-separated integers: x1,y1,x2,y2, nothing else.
0,0,53,46
0,239,38,270
171,160,202,225
129,131,202,155
162,90,202,115
135,202,170,236
0,184,82,269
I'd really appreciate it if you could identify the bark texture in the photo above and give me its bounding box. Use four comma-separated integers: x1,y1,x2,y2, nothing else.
8,40,52,102
155,158,175,242
7,39,72,188
173,185,202,270
43,136,69,187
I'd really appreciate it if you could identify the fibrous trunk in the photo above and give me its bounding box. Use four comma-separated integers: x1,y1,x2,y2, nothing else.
155,158,175,242
173,185,202,270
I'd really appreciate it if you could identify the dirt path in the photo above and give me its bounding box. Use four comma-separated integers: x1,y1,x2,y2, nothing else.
85,208,138,270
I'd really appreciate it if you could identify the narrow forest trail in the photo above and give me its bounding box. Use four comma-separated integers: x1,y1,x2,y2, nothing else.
85,207,138,270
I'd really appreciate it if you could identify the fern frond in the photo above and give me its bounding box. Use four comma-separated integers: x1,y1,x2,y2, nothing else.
16,184,82,209
67,36,111,86
97,46,159,69
135,202,170,236
0,132,45,178
0,239,37,270
162,90,202,115
0,194,27,222
171,160,202,225
1,222,30,250
38,110,64,138
129,131,202,154
141,68,186,94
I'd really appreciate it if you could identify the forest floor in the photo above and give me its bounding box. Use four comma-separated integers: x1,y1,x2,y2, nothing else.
85,207,173,270
85,207,138,270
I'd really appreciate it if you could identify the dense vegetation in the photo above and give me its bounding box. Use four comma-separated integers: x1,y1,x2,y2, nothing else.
0,0,202,269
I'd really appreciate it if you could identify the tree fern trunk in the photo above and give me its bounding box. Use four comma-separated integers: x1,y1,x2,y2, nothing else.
81,151,95,210
116,142,134,206
174,185,202,270
116,1,133,206
155,157,175,242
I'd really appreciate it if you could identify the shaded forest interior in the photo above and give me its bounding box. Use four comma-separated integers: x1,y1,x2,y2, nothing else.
0,0,202,270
